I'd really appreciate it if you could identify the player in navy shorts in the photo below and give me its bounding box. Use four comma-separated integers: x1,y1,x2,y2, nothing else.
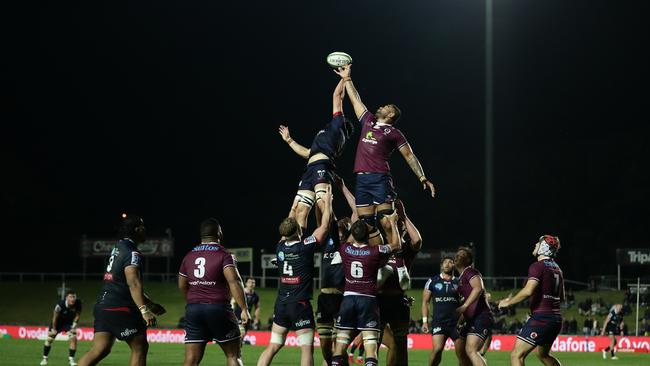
178,218,250,366
278,79,354,230
601,303,624,360
422,257,462,366
78,216,161,366
257,187,332,366
498,235,564,366
334,64,435,246
331,213,401,366
40,291,82,366
455,246,494,366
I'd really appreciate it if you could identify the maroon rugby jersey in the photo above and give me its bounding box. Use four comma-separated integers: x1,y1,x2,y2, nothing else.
353,111,408,173
178,242,236,305
527,259,564,315
458,267,492,319
340,242,392,296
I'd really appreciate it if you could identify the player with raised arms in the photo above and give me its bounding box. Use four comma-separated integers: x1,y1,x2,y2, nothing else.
421,257,462,366
279,79,354,231
40,291,82,366
454,246,494,366
257,187,333,366
601,303,625,360
178,218,250,366
78,215,162,366
334,63,435,247
497,235,564,366
330,212,401,366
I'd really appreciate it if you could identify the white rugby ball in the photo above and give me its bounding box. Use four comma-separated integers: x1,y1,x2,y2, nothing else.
326,51,353,68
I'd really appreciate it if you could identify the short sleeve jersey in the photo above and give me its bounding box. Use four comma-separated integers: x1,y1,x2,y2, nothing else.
276,235,320,304
54,299,83,324
340,242,392,296
320,221,345,289
381,240,419,294
97,239,142,307
608,308,624,328
425,275,460,324
309,112,349,160
353,111,408,173
458,267,492,319
234,290,259,315
178,243,236,305
527,259,564,315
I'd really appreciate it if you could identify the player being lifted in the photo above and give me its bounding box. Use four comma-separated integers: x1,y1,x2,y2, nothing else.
498,235,564,366
257,187,333,366
331,213,402,366
78,216,163,366
601,304,625,360
178,218,250,366
279,79,354,230
377,200,422,366
454,246,494,366
421,257,462,366
334,64,435,245
40,291,82,366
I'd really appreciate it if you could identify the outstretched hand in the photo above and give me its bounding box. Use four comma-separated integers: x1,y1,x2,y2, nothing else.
278,125,291,142
334,64,352,78
422,179,436,198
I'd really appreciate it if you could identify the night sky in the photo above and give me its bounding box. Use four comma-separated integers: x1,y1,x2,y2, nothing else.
3,1,649,281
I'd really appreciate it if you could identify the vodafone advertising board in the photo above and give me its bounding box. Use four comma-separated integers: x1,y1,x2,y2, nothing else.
1,326,648,352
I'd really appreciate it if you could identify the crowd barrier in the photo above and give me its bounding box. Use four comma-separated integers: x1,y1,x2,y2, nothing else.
1,326,648,353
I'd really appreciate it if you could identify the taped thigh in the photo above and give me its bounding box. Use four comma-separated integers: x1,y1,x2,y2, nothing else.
294,191,316,208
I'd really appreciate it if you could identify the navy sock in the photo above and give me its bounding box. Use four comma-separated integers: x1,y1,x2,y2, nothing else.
43,345,52,357
69,348,76,358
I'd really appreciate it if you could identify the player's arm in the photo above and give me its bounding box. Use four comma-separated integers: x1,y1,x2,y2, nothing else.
421,286,433,333
224,266,250,326
386,212,402,252
398,143,435,198
51,308,60,330
497,279,539,309
254,301,261,325
456,275,485,314
333,174,358,222
396,200,422,251
279,125,310,159
601,313,612,336
125,266,156,326
311,186,333,243
333,78,345,114
335,65,367,119
178,275,189,300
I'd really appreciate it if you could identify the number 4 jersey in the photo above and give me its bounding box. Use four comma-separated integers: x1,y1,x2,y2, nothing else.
178,242,237,305
276,235,321,304
340,242,392,296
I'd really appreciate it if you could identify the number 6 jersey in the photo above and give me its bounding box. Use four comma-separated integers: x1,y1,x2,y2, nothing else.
178,242,236,305
339,242,392,296
276,235,321,304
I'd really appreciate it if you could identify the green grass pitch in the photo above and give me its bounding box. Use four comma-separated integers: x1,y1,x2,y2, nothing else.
1,339,649,366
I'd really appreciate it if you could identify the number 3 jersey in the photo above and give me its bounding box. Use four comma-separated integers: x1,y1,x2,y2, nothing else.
339,242,392,296
98,238,142,307
178,242,237,305
276,235,321,304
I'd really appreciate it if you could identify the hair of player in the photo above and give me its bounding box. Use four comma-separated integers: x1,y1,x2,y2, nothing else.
246,277,255,283
279,217,299,238
388,104,401,123
441,256,455,264
65,290,76,296
338,217,351,235
350,220,369,242
119,215,143,238
456,246,474,267
200,217,222,240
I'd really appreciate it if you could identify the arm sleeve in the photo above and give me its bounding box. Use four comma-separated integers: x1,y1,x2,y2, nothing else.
123,250,141,269
359,110,374,125
424,278,433,292
54,304,62,313
178,257,188,277
223,252,236,269
392,129,408,150
331,112,344,128
527,263,542,282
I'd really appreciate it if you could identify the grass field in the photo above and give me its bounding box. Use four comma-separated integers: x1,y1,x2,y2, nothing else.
1,339,649,366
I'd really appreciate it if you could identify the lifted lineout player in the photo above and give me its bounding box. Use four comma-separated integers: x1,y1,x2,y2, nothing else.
78,216,161,366
335,64,435,245
331,213,401,366
498,235,564,366
422,257,462,366
455,247,494,366
601,304,625,360
279,79,354,230
178,218,250,366
257,187,333,366
377,200,422,366
40,291,82,366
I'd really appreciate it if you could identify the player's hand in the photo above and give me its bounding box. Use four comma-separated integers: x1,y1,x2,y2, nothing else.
323,185,333,204
456,304,468,315
387,211,399,223
142,310,156,327
421,179,436,198
422,322,429,334
497,299,509,310
334,64,352,79
240,310,251,328
279,125,291,142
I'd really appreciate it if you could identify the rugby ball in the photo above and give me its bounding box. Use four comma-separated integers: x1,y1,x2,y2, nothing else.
326,51,353,68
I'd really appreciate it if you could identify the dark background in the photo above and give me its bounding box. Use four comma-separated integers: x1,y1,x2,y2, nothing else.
2,1,649,281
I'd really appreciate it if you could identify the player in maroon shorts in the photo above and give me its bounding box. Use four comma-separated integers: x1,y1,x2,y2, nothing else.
178,218,250,366
498,235,564,366
455,246,494,366
334,64,435,246
331,213,401,366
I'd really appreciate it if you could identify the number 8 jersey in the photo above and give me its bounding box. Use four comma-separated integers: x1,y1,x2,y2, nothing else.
178,242,236,305
276,236,320,304
339,242,392,296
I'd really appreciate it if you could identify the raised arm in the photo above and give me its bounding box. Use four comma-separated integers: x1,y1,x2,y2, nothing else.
333,78,346,114
125,266,156,327
333,174,358,222
311,186,333,243
396,200,422,251
335,65,367,119
225,266,250,327
279,125,310,159
398,143,435,198
386,212,402,252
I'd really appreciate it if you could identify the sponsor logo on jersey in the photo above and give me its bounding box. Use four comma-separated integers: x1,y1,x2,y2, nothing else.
278,251,285,261
120,328,138,338
303,236,317,245
432,327,442,334
435,297,457,303
362,131,378,145
188,280,217,286
366,321,377,328
531,332,538,339
345,246,370,256
103,273,113,281
281,276,301,284
295,319,312,327
435,283,443,290
131,252,141,266
378,245,390,254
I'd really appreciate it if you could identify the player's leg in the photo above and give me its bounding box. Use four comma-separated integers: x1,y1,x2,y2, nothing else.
125,333,149,366
77,332,115,366
536,344,561,366
69,329,78,366
316,293,337,366
293,189,316,229
376,202,395,242
385,297,409,366
41,327,59,365
256,323,289,366
332,329,352,366
430,334,447,366
295,327,315,366
509,338,535,366
380,324,395,362
454,338,471,366
464,334,487,366
360,330,380,366
479,334,491,358
183,343,207,366
218,339,244,366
